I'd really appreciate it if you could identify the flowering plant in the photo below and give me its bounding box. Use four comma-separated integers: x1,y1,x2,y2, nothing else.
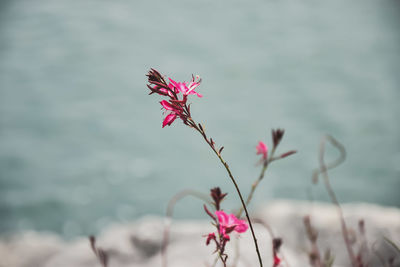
86,69,398,267
146,69,297,267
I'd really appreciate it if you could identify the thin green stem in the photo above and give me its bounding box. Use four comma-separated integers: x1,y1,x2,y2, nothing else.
237,147,276,218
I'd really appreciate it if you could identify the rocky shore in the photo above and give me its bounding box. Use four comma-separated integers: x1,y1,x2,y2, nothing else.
1,200,399,267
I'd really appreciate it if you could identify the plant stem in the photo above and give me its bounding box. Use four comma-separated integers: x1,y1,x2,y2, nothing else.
384,236,400,253
162,189,211,267
318,135,358,267
190,120,263,267
237,147,276,218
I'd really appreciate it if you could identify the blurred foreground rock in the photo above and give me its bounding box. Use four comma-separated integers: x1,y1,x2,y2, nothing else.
0,200,399,267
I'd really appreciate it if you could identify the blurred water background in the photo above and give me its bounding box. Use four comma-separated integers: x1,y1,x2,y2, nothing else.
0,0,399,238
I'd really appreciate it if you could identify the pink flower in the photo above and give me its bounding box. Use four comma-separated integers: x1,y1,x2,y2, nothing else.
205,232,216,245
273,255,281,266
162,113,177,128
160,100,183,128
215,210,248,239
147,69,202,128
256,141,268,160
186,75,203,97
168,76,202,98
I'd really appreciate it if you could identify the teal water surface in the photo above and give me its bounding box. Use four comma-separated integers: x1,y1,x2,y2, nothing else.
0,0,399,237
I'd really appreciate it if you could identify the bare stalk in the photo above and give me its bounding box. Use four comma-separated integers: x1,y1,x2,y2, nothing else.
383,236,400,254
357,220,369,265
237,146,275,218
162,189,211,267
317,135,358,267
89,236,108,267
238,134,296,218
303,215,323,267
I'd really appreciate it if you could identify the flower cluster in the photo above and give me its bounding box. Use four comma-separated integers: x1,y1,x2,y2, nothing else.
205,209,248,263
215,210,248,240
146,69,202,128
205,210,248,245
204,188,248,265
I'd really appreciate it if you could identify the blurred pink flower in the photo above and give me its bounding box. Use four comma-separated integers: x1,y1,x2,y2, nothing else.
273,255,281,266
215,210,248,239
205,232,216,245
256,141,268,160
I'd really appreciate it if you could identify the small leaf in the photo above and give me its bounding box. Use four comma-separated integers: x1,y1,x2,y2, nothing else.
280,150,297,159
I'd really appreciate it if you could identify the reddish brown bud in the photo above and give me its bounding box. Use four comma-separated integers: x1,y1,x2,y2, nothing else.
205,232,216,246
273,238,283,252
303,216,318,242
210,187,227,210
210,138,215,147
146,68,164,84
89,235,96,252
358,219,365,235
97,249,108,267
280,150,297,159
272,129,285,148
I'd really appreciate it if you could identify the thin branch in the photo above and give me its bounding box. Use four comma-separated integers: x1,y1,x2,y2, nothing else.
89,236,109,267
384,236,400,254
237,160,269,218
303,215,322,267
190,119,264,267
317,135,358,267
162,189,211,267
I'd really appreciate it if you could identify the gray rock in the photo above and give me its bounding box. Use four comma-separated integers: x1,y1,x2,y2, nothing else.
0,201,399,267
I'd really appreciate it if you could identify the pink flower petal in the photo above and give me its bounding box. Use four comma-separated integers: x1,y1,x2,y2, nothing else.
256,141,268,159
215,210,248,238
233,219,248,233
216,210,229,225
274,255,281,266
160,100,174,111
168,78,178,87
205,232,216,245
162,113,177,128
186,81,202,97
168,76,202,97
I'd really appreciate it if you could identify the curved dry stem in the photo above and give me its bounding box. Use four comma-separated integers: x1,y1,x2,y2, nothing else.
317,135,358,267
312,135,346,182
371,241,388,267
89,236,108,267
162,189,211,267
384,236,400,254
210,254,219,267
254,218,291,267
